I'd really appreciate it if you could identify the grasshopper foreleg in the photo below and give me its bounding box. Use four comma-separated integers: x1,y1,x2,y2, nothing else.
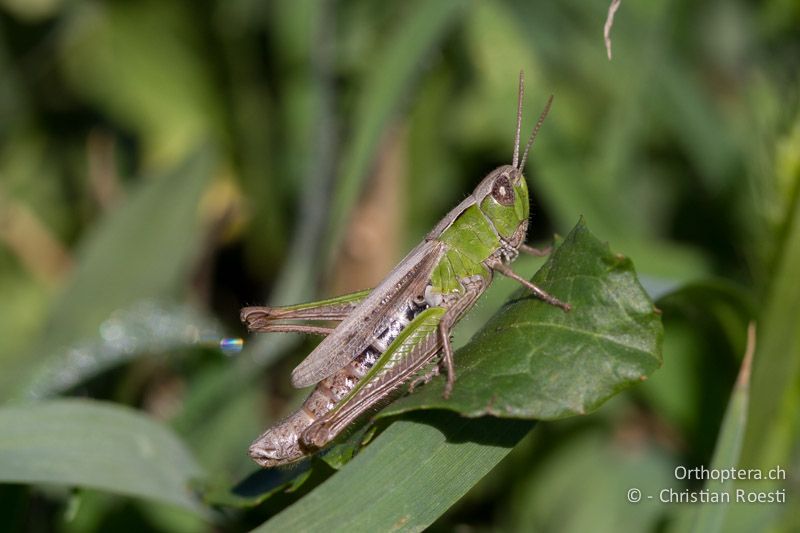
493,262,571,311
519,243,552,257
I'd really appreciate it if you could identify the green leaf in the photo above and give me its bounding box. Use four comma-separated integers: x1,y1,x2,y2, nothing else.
384,218,663,419
0,399,205,514
257,412,531,532
9,148,216,400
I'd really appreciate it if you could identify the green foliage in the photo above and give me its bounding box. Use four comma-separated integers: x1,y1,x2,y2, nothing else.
12,149,216,400
325,0,467,266
0,0,797,531
509,428,675,532
0,399,203,513
677,333,753,533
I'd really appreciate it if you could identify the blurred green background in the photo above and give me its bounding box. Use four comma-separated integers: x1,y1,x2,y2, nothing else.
0,0,798,531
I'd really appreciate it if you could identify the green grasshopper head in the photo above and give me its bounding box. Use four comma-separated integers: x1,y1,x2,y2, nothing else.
475,73,552,246
475,164,529,241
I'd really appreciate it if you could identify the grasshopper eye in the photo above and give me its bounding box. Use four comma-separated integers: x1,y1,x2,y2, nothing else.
491,175,515,206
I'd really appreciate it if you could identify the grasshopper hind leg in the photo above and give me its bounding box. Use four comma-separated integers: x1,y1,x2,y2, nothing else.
439,322,456,399
240,288,372,335
408,362,440,393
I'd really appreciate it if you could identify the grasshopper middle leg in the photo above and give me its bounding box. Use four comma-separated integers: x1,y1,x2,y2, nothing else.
435,278,488,398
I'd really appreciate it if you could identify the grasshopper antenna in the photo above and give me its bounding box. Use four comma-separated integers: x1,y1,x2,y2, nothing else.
519,94,553,171
512,70,525,168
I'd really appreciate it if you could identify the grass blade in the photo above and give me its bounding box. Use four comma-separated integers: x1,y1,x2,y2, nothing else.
256,412,530,532
0,399,205,514
684,323,755,533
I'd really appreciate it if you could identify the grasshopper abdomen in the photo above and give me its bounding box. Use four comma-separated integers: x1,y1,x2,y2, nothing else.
248,299,429,467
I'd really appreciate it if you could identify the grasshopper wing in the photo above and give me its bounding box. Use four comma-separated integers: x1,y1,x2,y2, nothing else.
290,239,445,388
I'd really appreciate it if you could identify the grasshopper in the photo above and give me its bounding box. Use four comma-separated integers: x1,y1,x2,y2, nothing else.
241,72,570,468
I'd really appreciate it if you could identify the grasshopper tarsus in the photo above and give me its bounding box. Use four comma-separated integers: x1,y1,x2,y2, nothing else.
442,369,454,399
442,379,453,400
549,296,572,313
